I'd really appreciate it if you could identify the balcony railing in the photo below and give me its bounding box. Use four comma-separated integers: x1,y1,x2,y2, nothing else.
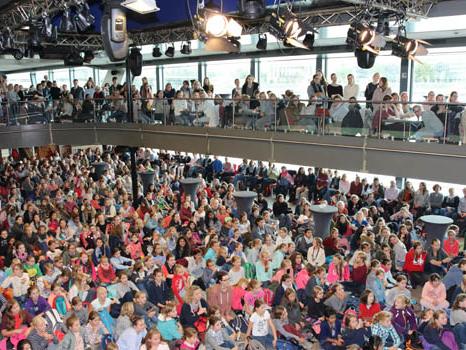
1,96,465,145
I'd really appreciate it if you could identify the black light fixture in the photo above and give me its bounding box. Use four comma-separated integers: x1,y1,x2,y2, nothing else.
13,49,24,60
239,0,266,20
181,41,192,55
265,11,314,50
355,48,376,69
152,46,162,57
83,50,95,63
392,35,429,61
256,33,267,50
41,12,53,38
64,51,84,66
302,32,315,49
59,5,77,33
165,43,175,57
346,22,377,54
2,28,15,49
74,1,95,32
128,47,143,76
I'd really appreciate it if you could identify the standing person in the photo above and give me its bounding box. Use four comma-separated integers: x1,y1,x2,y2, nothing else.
140,77,153,120
371,77,392,113
232,78,241,98
203,77,214,94
307,74,326,100
343,74,360,100
241,75,259,98
365,73,380,110
116,316,147,350
70,79,84,102
327,73,343,100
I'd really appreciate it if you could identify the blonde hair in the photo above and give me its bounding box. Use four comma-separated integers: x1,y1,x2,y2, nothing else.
184,286,202,304
373,311,392,323
32,315,46,328
120,302,134,317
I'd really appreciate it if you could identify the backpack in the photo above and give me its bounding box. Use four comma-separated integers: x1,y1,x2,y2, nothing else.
52,295,68,316
243,263,256,279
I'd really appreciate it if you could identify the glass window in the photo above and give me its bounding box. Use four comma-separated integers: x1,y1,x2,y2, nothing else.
34,70,49,85
72,67,94,85
205,59,251,95
7,72,31,88
52,69,71,88
325,52,401,99
163,62,198,91
412,47,466,102
96,69,108,86
259,55,316,98
408,15,466,32
133,65,157,91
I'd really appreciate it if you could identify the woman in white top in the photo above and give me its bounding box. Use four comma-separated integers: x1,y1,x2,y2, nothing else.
228,256,245,285
246,299,277,350
343,74,360,100
338,173,350,195
173,90,189,125
307,237,326,267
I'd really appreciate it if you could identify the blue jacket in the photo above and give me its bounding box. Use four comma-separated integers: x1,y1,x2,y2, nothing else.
157,315,182,341
443,264,463,290
319,319,342,345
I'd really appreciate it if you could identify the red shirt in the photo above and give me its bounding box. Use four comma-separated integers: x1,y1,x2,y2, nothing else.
403,248,426,272
359,303,381,321
443,239,460,257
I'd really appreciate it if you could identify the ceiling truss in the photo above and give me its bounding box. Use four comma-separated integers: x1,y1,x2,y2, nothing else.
0,0,438,51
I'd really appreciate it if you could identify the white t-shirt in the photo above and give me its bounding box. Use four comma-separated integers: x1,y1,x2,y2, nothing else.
250,310,271,337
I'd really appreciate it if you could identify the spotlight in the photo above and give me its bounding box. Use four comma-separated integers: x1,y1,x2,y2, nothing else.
205,14,229,37
121,0,160,14
2,28,15,49
256,34,267,50
181,41,192,55
239,0,265,19
64,52,84,66
83,50,95,63
226,18,243,37
59,5,77,33
347,22,378,54
302,32,315,49
41,12,53,38
265,11,314,50
165,43,175,57
74,1,96,32
27,25,42,48
355,48,376,69
284,16,304,39
152,46,162,57
129,47,143,76
392,36,429,61
13,49,24,60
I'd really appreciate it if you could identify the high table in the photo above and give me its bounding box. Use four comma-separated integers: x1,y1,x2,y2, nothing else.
180,178,202,205
139,171,155,194
233,191,257,215
310,204,338,238
93,162,108,179
420,215,453,246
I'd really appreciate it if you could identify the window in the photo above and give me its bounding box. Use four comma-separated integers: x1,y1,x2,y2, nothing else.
52,69,71,88
408,15,466,33
325,52,401,99
259,55,316,98
7,72,31,87
33,70,49,86
412,47,466,102
96,69,108,86
72,67,94,85
206,59,251,95
163,62,198,91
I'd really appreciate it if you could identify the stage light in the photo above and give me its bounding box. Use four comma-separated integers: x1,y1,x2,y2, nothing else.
121,0,160,14
152,46,162,57
165,43,175,57
13,49,24,60
74,1,95,32
347,22,379,55
239,0,265,19
64,52,84,66
355,49,376,69
256,34,267,50
392,36,429,61
226,18,243,37
181,41,192,55
129,47,143,76
59,5,77,33
205,14,228,37
41,12,53,38
284,16,304,39
2,28,15,49
302,33,315,49
83,50,95,63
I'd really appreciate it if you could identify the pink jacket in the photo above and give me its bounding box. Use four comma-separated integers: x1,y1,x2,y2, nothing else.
327,262,350,285
421,281,447,304
272,268,294,283
295,269,310,290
